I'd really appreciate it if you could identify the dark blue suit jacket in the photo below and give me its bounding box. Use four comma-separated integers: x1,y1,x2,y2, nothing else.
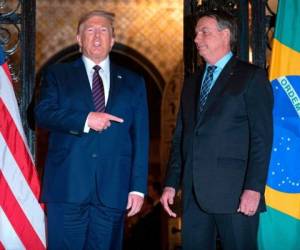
35,58,149,209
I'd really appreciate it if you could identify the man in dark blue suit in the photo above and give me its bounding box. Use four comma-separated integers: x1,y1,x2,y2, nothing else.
35,10,149,250
160,10,273,250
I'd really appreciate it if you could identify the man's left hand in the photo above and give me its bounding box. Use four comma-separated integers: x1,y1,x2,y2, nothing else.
126,193,144,217
237,189,260,216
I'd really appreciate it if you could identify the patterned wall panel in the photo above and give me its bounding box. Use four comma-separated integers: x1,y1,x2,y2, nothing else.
36,0,183,84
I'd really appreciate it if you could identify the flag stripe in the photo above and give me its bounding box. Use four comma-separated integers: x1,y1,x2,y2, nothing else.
0,98,41,199
0,134,46,246
0,66,27,145
277,76,300,118
0,207,25,250
0,241,5,250
0,172,45,249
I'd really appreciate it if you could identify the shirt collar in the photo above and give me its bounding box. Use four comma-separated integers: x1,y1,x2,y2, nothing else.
82,55,110,74
206,51,233,71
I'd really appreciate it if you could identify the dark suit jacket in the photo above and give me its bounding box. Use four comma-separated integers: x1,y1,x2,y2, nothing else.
35,58,149,209
165,57,273,213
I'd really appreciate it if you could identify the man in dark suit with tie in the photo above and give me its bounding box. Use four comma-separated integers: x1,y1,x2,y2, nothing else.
160,10,273,250
35,10,149,250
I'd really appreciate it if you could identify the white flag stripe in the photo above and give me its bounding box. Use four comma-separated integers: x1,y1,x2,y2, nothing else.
0,207,25,250
0,67,27,145
278,76,300,118
0,134,46,246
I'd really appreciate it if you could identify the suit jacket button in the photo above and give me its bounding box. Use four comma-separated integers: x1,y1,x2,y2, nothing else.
69,130,79,135
92,153,98,158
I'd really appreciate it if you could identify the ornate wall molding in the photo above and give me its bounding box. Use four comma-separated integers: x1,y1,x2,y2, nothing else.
0,0,21,85
160,60,184,178
0,0,36,153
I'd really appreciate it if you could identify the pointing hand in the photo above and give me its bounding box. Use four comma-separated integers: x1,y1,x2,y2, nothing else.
87,112,124,131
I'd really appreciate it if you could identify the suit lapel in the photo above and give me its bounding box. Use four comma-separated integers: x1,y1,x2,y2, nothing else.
196,57,238,124
72,58,94,109
71,60,124,113
105,62,122,113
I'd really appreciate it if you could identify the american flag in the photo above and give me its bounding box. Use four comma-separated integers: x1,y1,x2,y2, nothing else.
0,47,46,249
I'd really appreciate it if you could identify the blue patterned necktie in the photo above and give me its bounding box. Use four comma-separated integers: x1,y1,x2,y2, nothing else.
92,65,105,112
199,65,217,111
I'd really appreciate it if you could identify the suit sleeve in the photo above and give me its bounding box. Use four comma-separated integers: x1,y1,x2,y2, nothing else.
244,68,274,194
130,77,149,194
35,67,89,135
164,103,183,191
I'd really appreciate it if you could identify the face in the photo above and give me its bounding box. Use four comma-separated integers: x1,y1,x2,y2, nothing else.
194,16,230,64
77,15,115,64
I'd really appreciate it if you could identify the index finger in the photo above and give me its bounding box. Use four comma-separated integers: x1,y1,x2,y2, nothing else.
127,203,140,217
161,197,176,217
164,203,177,218
127,207,136,217
106,114,124,123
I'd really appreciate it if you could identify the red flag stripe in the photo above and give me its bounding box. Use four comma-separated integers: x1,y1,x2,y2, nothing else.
0,241,5,250
0,206,25,249
0,172,45,250
0,133,46,246
0,99,41,200
0,66,26,147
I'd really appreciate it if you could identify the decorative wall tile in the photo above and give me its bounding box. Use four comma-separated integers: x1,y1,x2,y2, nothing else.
36,0,183,84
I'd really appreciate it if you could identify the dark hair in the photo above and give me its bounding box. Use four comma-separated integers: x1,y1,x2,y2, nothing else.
77,10,115,36
196,10,237,51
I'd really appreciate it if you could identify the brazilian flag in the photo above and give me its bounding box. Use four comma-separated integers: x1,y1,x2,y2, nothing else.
258,1,300,250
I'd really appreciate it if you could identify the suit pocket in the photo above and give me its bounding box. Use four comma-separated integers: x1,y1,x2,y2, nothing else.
217,157,246,170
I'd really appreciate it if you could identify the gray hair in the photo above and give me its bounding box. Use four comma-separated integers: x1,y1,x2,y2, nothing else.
197,10,237,51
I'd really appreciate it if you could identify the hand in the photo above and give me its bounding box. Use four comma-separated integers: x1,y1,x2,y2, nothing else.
237,189,260,216
127,193,144,217
87,112,123,132
160,187,177,218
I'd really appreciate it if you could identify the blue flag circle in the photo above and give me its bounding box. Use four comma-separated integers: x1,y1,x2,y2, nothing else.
267,76,300,193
